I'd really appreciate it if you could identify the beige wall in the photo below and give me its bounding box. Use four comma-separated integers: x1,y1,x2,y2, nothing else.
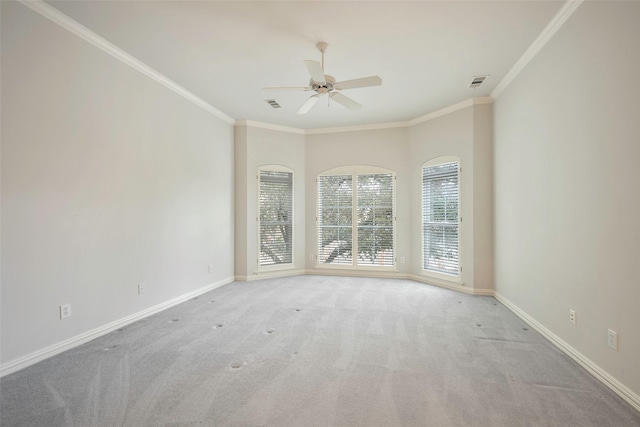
305,127,411,274
1,3,234,366
472,104,494,291
236,108,493,288
234,125,306,279
493,1,640,397
409,109,473,285
234,126,249,277
409,104,494,292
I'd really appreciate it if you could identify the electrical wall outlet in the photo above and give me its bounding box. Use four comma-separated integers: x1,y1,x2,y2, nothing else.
208,264,213,274
60,304,71,319
138,283,145,295
607,329,618,351
400,256,406,264
308,254,314,261
569,309,576,325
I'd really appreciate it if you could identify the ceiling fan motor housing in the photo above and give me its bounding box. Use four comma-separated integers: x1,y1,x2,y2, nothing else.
311,75,335,94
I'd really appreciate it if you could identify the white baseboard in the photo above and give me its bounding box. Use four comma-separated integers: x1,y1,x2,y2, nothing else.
304,270,493,296
246,268,493,297
6,270,636,413
235,268,306,282
0,276,234,378
305,268,406,280
494,292,640,413
407,273,475,295
471,288,495,296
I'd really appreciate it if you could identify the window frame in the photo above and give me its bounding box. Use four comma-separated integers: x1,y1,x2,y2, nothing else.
421,156,462,281
317,165,396,271
257,165,294,271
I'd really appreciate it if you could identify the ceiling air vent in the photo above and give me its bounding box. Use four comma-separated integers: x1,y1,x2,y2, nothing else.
469,75,489,89
265,99,282,109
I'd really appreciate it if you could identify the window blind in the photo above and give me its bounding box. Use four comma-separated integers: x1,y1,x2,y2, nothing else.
318,175,353,265
357,174,394,266
318,171,395,267
259,171,293,266
422,162,459,275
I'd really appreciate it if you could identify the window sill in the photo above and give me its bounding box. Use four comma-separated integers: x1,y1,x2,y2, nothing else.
258,263,295,273
420,269,462,284
315,264,396,272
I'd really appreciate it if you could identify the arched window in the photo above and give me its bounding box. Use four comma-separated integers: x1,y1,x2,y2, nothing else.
317,166,395,268
422,157,460,277
258,165,293,267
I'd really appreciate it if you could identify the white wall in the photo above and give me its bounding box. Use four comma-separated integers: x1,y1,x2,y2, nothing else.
305,127,411,274
234,125,306,279
493,1,640,397
1,2,234,367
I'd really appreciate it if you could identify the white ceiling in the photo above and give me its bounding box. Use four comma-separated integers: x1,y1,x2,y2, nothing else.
47,1,563,130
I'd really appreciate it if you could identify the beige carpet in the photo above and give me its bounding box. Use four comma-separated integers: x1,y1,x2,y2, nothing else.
1,276,639,426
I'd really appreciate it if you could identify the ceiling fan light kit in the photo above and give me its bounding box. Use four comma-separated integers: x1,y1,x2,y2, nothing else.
262,42,382,115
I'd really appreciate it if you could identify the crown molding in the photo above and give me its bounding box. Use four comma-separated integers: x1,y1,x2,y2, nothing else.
305,120,409,135
235,120,305,135
308,96,493,134
18,0,500,133
472,96,494,105
409,96,493,126
491,0,583,99
240,97,493,136
409,98,473,126
18,0,236,125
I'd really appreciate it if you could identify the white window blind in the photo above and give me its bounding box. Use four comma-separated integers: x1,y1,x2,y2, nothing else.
259,170,293,266
422,161,459,275
318,170,395,267
357,174,394,266
318,175,353,265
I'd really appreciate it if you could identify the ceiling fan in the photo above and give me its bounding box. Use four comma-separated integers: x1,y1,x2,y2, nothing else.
263,42,382,115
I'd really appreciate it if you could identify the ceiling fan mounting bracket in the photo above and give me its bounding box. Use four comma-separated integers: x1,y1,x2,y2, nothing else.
316,42,328,53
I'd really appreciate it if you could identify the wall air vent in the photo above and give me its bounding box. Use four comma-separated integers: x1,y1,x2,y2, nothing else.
469,75,489,89
265,99,282,109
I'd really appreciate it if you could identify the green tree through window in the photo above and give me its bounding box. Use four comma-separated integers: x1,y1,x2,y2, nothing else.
259,170,293,266
318,175,353,265
422,161,459,275
318,169,394,267
357,174,394,265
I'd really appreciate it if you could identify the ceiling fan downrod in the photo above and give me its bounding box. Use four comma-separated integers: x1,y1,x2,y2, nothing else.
317,42,328,72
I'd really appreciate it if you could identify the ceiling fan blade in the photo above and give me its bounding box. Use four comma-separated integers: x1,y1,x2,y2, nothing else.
303,60,326,84
330,92,362,111
334,76,382,91
297,95,320,115
262,86,310,91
